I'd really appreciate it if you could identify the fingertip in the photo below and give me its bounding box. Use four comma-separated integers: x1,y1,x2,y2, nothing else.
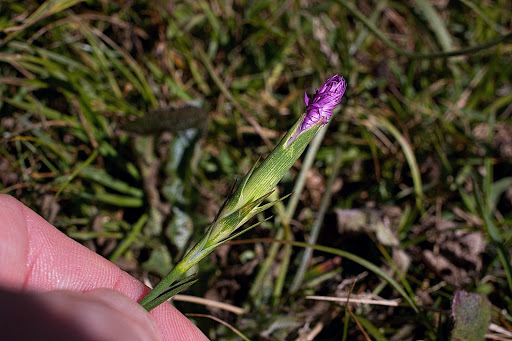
0,194,29,289
151,303,209,341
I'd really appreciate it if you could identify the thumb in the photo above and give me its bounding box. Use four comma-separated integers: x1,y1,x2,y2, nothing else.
0,287,162,341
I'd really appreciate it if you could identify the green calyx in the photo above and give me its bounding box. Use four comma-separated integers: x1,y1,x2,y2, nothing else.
224,116,323,214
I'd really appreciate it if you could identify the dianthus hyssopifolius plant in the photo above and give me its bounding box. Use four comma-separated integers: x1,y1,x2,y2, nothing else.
139,74,347,311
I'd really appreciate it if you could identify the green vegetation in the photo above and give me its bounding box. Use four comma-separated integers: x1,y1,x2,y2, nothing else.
451,290,491,341
1,0,511,339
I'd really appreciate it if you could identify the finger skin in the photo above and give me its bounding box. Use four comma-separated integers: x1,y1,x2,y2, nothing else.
0,288,161,341
0,194,208,341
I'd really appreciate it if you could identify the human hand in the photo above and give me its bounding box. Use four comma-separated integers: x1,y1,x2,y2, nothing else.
0,194,208,341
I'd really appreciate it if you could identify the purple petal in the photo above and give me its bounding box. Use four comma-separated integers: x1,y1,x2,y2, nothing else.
286,74,347,147
302,75,346,130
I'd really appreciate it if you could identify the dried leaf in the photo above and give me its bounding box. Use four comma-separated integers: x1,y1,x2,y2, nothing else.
121,103,207,134
411,217,486,286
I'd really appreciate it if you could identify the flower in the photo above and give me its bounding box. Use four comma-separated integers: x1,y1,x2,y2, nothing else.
287,75,347,146
140,73,347,311
302,74,347,130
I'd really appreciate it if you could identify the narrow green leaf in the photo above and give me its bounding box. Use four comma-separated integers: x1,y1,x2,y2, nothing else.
109,214,147,263
142,276,199,311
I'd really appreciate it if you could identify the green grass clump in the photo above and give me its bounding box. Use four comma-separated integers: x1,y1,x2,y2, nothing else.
1,0,512,339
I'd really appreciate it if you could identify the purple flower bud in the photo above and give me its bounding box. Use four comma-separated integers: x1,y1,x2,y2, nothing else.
301,74,347,131
286,75,347,147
